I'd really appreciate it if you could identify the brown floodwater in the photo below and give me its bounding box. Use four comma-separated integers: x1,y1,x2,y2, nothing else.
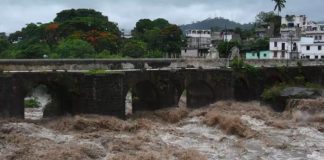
1,99,324,160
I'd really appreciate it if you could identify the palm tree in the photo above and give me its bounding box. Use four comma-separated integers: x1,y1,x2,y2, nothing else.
272,0,286,15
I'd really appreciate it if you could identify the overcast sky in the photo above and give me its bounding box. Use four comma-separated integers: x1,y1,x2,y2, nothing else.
1,0,324,33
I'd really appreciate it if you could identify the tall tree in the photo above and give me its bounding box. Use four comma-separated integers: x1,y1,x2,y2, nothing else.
272,0,286,15
159,25,183,58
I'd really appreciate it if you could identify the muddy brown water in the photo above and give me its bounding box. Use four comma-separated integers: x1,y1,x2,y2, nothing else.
1,100,324,160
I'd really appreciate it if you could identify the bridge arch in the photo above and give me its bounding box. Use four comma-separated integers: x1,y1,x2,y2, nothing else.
131,80,160,112
234,77,251,101
186,80,215,108
21,81,73,119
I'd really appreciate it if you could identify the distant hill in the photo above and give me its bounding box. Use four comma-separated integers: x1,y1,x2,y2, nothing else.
180,17,254,32
318,21,324,24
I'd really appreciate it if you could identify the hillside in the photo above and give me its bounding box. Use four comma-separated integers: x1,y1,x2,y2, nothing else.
180,17,254,31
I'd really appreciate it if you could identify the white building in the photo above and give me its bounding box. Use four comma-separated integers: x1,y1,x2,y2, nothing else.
269,37,300,59
280,15,307,38
181,30,212,58
185,29,211,49
300,37,324,59
303,30,324,43
269,14,324,60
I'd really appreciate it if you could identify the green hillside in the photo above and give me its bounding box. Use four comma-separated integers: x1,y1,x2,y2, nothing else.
180,17,254,31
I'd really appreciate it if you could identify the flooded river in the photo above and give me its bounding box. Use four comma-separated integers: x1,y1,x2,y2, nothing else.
1,100,324,160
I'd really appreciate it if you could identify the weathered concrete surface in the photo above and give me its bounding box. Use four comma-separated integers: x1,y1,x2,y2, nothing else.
1,59,324,71
1,66,324,119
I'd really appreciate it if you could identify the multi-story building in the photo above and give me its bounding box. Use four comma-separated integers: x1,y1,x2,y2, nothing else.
280,15,307,38
269,14,324,60
269,37,300,59
181,29,211,58
185,29,211,49
300,37,324,59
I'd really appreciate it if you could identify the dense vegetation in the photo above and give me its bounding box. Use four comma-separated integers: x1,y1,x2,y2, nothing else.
0,9,184,59
0,0,288,59
131,18,184,58
180,17,254,31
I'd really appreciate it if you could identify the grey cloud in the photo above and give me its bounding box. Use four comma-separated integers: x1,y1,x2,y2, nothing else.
0,0,323,33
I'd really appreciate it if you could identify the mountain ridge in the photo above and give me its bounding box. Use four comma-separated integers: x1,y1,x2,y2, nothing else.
180,17,254,31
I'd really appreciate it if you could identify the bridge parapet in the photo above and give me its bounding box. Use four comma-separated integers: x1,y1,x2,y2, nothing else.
1,59,324,71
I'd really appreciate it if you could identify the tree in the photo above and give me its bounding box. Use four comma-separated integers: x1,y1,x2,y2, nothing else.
152,18,170,29
56,39,95,58
159,25,183,58
54,9,120,35
3,9,122,58
121,40,147,58
241,38,269,53
254,38,270,51
217,41,240,58
10,40,51,59
49,9,122,53
132,19,154,37
0,38,10,54
142,28,161,50
80,30,120,53
131,18,183,57
272,0,286,15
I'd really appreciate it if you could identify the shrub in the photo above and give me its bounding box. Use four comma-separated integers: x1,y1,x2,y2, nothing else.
261,84,285,102
230,57,244,70
56,38,96,58
294,76,305,85
121,40,147,58
86,69,109,75
95,50,124,59
144,50,163,58
24,98,41,108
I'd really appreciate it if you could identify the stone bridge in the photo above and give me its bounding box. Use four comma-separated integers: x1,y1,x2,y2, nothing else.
1,60,324,119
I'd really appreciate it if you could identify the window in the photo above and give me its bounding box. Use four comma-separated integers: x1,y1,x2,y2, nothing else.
252,53,255,56
321,56,324,59
306,46,310,50
315,56,319,59
315,36,318,40
281,52,285,58
282,43,285,50
306,56,310,59
274,51,278,58
264,54,267,57
274,42,277,47
320,36,322,40
319,46,322,51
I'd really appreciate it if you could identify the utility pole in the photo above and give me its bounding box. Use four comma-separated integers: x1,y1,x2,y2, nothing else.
198,30,201,58
224,24,230,68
